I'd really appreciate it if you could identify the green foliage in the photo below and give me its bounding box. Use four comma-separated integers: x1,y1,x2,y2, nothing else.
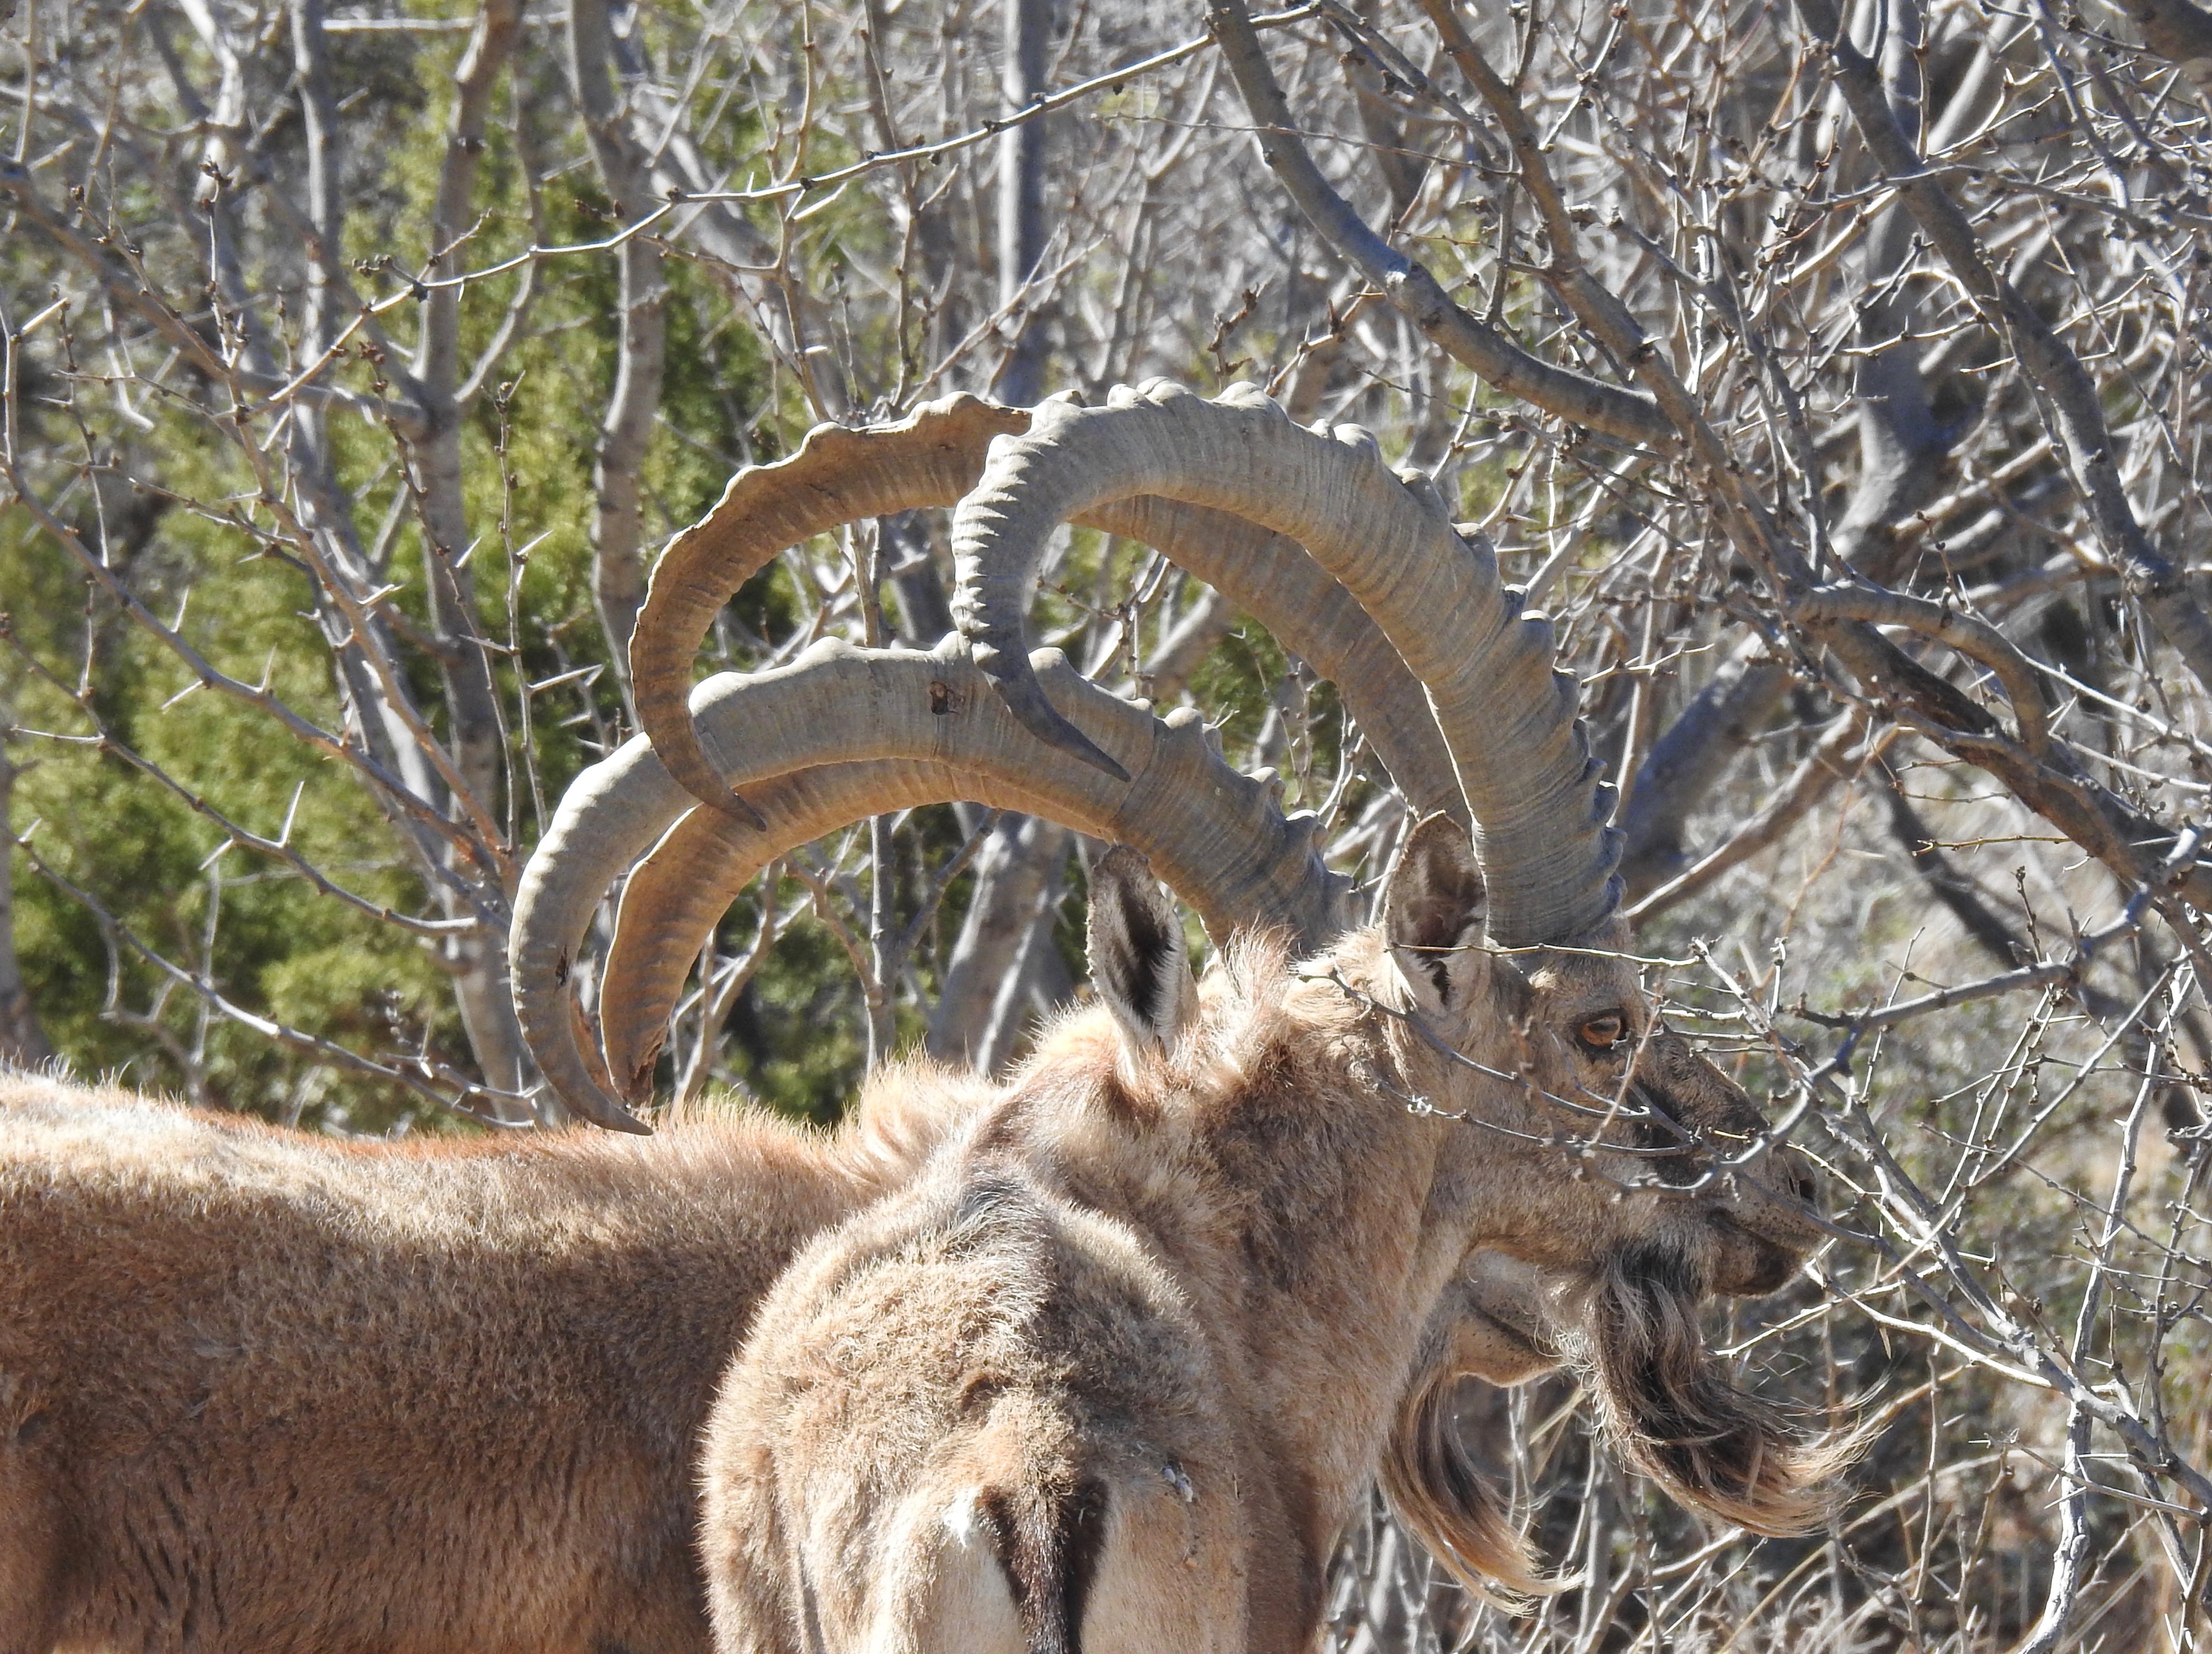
0,18,782,1129
3,488,461,1129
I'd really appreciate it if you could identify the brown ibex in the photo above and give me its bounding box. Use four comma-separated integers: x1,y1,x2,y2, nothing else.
0,733,1361,1654
0,383,1826,1654
5,388,1508,1654
0,1007,1551,1654
0,1061,995,1654
682,385,1843,1653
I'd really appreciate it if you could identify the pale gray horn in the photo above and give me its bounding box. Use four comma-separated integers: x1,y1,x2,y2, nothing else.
631,394,1032,824
629,395,1462,823
511,637,1345,1123
950,381,1621,946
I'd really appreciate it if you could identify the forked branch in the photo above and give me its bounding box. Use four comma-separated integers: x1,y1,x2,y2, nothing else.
1205,0,1673,449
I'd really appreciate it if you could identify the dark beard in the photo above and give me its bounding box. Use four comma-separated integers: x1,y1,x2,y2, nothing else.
1573,1238,1850,1534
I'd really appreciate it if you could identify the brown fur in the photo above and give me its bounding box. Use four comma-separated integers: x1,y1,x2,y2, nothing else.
700,1154,1243,1654
1567,1240,1854,1534
700,827,1843,1654
1379,1254,1564,1609
0,1062,988,1654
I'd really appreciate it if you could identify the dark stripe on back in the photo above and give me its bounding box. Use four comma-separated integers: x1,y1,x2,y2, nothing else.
978,1477,1112,1654
1058,1478,1109,1654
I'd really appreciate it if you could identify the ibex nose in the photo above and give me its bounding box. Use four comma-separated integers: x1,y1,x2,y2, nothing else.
1770,1142,1818,1207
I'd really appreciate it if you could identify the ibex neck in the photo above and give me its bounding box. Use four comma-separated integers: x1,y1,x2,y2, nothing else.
1008,961,1473,1638
1194,1022,1468,1585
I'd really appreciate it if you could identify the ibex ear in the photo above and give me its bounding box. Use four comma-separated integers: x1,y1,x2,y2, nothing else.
1086,846,1198,1059
1384,813,1488,1015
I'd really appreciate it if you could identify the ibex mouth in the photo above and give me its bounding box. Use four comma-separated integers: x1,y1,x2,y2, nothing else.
1707,1153,1827,1295
1461,1269,1556,1362
1705,1211,1803,1298
1463,1299,1552,1368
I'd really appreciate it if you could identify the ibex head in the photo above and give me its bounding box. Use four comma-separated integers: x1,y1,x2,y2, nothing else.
1080,820,1836,1556
1378,812,1815,1298
1372,813,1838,1536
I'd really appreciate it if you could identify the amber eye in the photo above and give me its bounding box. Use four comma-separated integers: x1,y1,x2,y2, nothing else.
1576,1012,1628,1051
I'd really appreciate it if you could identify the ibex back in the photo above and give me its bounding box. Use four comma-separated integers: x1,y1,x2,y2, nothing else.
0,1066,974,1654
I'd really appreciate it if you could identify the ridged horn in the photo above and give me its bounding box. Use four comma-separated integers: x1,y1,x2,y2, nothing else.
1085,495,1462,823
599,726,1271,1100
512,636,1346,1123
630,399,1462,820
950,380,1621,946
599,761,1062,1103
631,394,1033,820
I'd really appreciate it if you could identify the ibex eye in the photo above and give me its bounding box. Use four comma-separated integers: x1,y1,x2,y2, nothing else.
1577,1013,1627,1050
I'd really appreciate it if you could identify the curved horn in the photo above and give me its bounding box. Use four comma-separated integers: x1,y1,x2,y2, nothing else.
600,763,1063,1103
950,381,1621,946
1086,496,1462,823
630,399,1462,821
513,637,1346,1125
597,667,1332,1098
632,394,1032,822
595,757,1062,1100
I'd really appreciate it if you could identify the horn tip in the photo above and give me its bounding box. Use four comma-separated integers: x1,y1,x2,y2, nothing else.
621,1040,665,1108
993,670,1133,782
565,1088,655,1134
1073,736,1134,785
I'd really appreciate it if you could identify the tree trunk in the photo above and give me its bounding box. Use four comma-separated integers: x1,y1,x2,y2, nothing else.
570,0,670,697
996,0,1051,404
926,813,1070,1069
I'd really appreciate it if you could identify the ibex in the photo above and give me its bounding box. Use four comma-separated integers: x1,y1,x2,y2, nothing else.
0,1060,999,1654
0,1018,1557,1654
668,385,1844,1653
0,1005,1550,1654
0,388,1563,1654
